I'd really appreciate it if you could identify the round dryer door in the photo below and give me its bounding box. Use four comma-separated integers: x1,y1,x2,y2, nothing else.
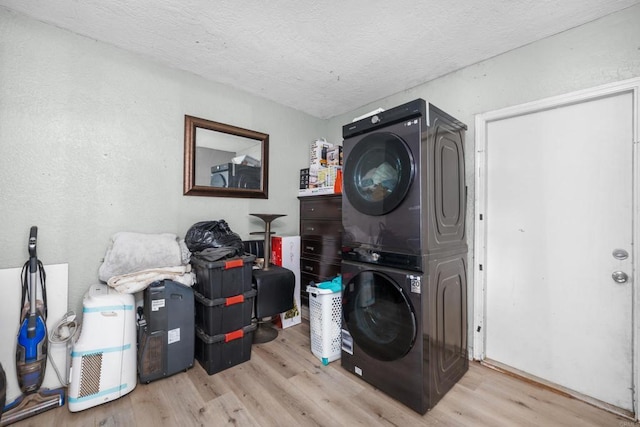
343,270,416,361
211,172,228,188
343,132,414,216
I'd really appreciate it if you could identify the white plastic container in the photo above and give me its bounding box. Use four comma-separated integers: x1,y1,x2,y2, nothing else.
306,284,342,365
68,284,137,412
271,235,301,329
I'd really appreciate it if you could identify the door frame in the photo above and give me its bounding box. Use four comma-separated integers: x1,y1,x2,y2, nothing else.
473,77,640,417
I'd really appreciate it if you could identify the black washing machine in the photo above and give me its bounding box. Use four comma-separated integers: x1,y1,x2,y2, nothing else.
341,255,468,414
211,163,261,189
341,99,467,271
340,99,469,414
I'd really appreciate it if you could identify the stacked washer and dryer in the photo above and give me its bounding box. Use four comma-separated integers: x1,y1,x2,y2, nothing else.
340,99,468,414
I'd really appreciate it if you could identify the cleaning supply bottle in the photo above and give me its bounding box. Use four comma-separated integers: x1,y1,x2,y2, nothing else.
333,168,343,194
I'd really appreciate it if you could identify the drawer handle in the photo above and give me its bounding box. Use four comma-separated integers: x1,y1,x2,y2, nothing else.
306,227,315,232
305,246,315,251
304,266,314,272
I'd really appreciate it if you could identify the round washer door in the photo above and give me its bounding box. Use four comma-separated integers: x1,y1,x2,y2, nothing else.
343,132,414,216
343,270,416,361
211,172,228,188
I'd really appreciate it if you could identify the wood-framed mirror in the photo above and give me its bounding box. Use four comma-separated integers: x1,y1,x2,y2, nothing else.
184,115,269,198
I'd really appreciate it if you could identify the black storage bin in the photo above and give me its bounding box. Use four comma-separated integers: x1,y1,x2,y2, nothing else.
194,288,256,336
191,254,256,299
195,323,256,375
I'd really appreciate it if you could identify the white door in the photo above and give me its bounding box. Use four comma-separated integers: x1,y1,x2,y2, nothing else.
476,85,637,413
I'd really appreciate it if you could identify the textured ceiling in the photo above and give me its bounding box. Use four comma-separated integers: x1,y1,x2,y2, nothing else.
1,0,637,119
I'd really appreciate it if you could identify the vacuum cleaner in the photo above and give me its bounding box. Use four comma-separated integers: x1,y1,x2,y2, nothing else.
1,227,65,426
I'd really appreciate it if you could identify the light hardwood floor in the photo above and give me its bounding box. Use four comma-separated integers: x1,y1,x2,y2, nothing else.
9,320,633,426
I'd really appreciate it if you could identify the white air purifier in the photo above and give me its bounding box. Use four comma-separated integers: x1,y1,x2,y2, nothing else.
67,284,137,412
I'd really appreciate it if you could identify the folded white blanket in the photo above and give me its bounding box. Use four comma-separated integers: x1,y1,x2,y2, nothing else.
98,232,188,282
107,265,194,294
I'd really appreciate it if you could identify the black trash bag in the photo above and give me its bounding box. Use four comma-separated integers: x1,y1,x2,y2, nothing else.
185,220,244,256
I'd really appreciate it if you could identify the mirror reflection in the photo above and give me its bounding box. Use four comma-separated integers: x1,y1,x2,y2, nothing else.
184,115,269,198
195,128,262,189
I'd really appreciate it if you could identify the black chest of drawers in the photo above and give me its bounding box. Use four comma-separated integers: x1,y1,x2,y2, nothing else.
298,194,342,306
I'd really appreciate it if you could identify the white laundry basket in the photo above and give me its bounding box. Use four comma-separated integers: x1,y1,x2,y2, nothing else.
307,281,342,365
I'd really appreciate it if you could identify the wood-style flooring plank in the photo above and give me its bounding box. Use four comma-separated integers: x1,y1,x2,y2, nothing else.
155,369,209,425
128,378,177,425
6,320,631,427
237,350,344,427
214,358,299,427
288,369,382,426
251,338,311,380
201,391,260,426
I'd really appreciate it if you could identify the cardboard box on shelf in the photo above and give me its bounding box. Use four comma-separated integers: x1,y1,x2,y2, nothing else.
318,165,340,188
300,165,341,196
271,236,301,329
327,146,342,166
308,164,319,188
310,139,333,167
298,187,336,197
300,168,310,190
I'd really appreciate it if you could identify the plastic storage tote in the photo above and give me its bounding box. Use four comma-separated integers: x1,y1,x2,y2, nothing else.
195,322,257,375
307,277,342,365
194,288,256,336
190,254,255,299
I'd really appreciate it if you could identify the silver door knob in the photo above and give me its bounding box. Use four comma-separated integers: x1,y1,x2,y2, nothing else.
612,271,629,284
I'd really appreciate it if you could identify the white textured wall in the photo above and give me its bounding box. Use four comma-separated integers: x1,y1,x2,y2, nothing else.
328,4,640,353
2,4,639,341
0,7,325,314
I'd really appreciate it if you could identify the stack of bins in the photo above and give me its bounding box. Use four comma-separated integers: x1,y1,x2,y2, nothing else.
190,254,257,375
